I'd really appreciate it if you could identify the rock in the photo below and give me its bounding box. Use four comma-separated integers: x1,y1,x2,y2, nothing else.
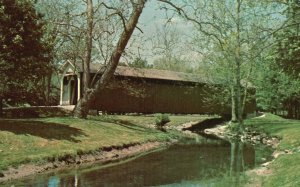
262,161,271,167
0,172,4,177
251,136,260,143
284,149,292,154
273,151,284,158
53,163,59,168
66,159,75,164
241,136,246,141
261,133,267,138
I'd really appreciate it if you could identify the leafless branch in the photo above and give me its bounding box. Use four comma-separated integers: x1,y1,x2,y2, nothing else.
157,0,225,47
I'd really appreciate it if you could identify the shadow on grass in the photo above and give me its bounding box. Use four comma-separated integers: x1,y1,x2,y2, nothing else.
183,118,226,132
89,117,158,133
0,120,86,142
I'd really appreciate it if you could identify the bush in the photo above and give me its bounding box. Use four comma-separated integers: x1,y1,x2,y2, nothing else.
228,122,241,133
155,113,170,128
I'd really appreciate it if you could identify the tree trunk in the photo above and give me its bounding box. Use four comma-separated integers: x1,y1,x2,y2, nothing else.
230,141,236,176
296,102,299,119
73,0,93,118
234,142,244,187
83,0,93,92
241,57,253,118
231,85,237,122
0,96,2,118
45,73,52,106
235,0,243,132
73,0,147,118
241,87,248,117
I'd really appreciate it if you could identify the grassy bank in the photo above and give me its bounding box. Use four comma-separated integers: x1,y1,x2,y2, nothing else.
0,114,209,174
244,113,300,187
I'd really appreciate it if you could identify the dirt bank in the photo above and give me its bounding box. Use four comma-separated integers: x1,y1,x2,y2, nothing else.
0,141,169,183
203,120,280,148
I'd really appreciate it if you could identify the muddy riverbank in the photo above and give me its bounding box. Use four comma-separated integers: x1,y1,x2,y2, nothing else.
0,141,171,183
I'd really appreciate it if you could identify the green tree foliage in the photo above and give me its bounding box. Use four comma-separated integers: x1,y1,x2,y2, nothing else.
180,0,283,125
128,57,153,69
255,57,300,115
277,33,300,74
254,0,300,117
276,0,300,76
268,0,300,118
152,57,195,73
0,0,52,105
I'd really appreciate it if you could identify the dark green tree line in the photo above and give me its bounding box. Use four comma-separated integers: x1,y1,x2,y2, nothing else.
0,0,53,115
254,0,300,118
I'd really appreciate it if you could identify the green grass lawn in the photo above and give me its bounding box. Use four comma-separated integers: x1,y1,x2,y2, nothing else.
0,114,209,173
244,113,300,187
101,114,214,127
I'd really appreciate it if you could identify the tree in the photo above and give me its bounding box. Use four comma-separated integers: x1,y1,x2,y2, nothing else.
151,24,195,73
0,0,52,115
261,0,300,118
36,0,150,118
160,0,286,131
238,0,300,119
278,0,300,118
253,47,300,118
83,0,93,94
36,0,123,107
128,57,152,68
73,0,147,118
276,0,300,75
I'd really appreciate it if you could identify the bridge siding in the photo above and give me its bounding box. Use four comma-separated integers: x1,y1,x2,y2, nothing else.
87,76,256,115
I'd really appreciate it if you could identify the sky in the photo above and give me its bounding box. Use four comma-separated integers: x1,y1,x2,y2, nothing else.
127,0,196,64
35,0,197,65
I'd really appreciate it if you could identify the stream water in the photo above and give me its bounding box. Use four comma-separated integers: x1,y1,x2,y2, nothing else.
3,133,273,187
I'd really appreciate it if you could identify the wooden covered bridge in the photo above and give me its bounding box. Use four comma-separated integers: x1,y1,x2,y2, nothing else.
60,61,256,115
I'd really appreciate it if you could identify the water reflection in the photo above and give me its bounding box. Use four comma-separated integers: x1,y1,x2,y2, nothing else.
74,173,78,187
48,176,60,187
5,136,271,187
229,140,246,187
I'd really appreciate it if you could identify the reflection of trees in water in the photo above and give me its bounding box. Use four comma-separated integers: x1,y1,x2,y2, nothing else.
230,139,245,187
27,137,255,187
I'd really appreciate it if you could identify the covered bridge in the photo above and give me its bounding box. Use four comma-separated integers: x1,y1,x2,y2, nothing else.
60,61,256,115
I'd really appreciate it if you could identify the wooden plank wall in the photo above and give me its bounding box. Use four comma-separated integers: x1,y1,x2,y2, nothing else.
88,76,256,115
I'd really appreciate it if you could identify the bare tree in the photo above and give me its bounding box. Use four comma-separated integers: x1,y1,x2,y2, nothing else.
73,0,147,118
151,24,194,72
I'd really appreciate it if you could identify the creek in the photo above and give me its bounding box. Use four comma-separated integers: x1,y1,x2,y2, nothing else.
4,130,273,187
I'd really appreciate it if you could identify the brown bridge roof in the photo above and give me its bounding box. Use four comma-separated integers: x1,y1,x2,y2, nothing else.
73,62,211,84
